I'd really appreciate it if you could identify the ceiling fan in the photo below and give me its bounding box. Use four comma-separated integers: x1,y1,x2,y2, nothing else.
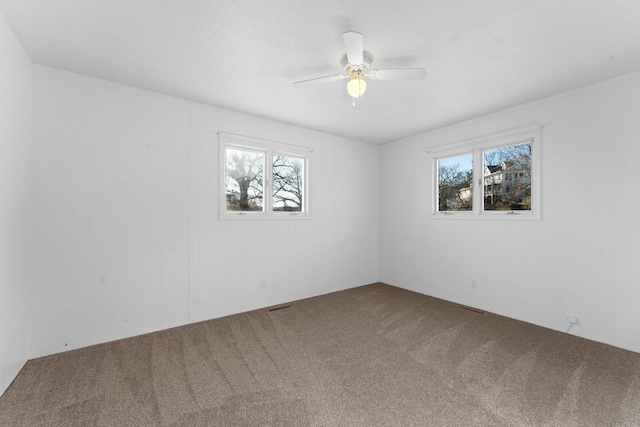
293,31,427,99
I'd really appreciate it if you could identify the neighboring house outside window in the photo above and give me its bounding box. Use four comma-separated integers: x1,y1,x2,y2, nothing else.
427,125,541,220
482,152,532,211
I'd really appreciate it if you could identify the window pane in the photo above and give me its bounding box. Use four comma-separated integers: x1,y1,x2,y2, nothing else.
225,148,264,211
437,153,473,211
272,154,304,212
483,142,532,211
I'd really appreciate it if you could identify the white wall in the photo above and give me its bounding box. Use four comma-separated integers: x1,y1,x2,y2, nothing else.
0,16,31,395
187,103,380,322
30,65,380,358
381,71,640,353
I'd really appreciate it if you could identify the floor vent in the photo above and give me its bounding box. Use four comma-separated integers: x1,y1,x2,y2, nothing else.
268,305,291,312
457,305,486,315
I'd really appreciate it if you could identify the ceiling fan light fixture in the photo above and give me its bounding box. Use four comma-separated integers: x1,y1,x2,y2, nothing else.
347,77,367,98
292,31,426,102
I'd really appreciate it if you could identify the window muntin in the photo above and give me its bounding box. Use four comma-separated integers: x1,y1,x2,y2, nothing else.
428,126,541,220
219,133,311,219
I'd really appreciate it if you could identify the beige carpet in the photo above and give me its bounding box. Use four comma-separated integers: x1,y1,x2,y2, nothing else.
2,283,640,426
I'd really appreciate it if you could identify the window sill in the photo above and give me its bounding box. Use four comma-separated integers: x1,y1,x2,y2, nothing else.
429,211,540,221
219,212,311,221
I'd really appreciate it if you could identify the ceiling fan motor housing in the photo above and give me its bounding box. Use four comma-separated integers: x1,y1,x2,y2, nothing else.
343,52,372,74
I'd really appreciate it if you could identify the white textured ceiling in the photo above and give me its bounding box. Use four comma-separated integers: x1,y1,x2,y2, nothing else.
2,0,640,144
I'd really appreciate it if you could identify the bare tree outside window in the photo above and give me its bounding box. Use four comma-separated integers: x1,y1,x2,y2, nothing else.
438,153,473,211
225,148,264,211
272,154,304,211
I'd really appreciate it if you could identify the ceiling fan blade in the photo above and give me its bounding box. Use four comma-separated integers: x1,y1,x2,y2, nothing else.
342,31,363,65
293,74,345,87
369,68,427,80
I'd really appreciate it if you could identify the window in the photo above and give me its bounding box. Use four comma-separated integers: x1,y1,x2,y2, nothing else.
225,147,265,211
437,153,473,212
428,125,541,220
219,133,311,219
483,142,532,211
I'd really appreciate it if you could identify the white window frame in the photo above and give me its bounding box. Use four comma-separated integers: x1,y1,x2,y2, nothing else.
219,132,312,220
427,124,542,220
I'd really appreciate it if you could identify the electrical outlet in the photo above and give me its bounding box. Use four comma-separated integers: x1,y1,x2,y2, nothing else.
566,316,578,324
260,279,266,289
471,280,478,289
